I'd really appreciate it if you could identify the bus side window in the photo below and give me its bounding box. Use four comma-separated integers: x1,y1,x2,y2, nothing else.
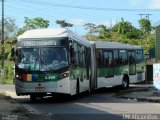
71,42,79,66
136,49,143,63
79,45,85,67
114,50,119,66
103,51,113,67
86,48,91,79
96,50,103,67
119,50,128,66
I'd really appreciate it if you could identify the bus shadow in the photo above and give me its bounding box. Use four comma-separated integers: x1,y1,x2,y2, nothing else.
18,86,129,104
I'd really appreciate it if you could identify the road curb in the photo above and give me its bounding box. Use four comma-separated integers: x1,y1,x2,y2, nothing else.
114,87,150,95
114,87,160,103
118,96,160,103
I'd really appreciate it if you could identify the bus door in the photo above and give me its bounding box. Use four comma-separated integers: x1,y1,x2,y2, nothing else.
103,50,114,86
128,50,136,75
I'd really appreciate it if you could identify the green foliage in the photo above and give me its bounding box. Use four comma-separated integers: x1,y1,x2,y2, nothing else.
56,20,73,28
98,25,111,39
97,18,142,40
125,29,141,39
116,18,142,40
24,17,49,29
16,28,26,37
118,18,133,34
111,24,118,32
139,18,152,35
0,61,14,84
17,17,50,36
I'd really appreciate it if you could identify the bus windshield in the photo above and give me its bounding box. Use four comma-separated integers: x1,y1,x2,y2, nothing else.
16,47,68,71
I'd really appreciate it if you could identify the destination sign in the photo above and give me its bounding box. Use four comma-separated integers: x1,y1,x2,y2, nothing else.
17,39,67,47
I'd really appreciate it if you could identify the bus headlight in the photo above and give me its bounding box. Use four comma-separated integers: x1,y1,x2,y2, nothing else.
59,72,69,79
15,74,22,79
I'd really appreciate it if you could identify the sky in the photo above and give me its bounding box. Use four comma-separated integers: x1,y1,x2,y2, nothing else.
1,0,160,35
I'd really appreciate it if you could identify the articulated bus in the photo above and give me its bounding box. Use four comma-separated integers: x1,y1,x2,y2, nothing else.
14,28,145,101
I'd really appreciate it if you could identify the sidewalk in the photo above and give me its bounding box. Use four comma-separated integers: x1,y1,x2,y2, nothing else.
0,93,30,120
115,84,160,103
0,92,52,120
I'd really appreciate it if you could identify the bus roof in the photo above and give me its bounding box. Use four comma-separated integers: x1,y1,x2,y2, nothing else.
93,41,143,50
17,28,91,46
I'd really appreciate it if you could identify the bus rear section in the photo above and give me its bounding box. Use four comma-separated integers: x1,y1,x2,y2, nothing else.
94,41,145,89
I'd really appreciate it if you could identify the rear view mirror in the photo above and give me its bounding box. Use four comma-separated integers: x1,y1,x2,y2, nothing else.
10,47,16,61
69,40,73,57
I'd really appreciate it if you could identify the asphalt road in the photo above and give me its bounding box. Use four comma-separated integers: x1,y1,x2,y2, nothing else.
0,84,160,120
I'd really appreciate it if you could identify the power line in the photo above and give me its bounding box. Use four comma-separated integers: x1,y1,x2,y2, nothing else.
5,4,63,19
9,0,156,23
5,2,101,22
13,0,160,12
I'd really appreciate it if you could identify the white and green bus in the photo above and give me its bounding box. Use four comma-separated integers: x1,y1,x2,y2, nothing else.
14,28,92,101
92,41,145,89
14,28,145,101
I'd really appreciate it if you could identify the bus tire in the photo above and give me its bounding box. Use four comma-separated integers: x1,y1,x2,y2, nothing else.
122,76,129,89
72,79,79,100
76,79,80,96
88,77,92,94
30,95,37,102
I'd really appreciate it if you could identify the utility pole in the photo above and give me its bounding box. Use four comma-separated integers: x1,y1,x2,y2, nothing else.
138,13,152,20
1,0,5,82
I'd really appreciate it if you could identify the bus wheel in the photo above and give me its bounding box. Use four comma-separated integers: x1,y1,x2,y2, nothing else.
88,77,92,94
30,95,37,102
76,79,80,96
72,79,79,100
30,95,43,102
122,76,129,89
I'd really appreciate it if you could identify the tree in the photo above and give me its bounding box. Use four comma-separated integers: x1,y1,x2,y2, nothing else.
56,20,73,28
17,17,49,36
0,17,18,41
139,18,152,38
111,23,119,32
98,24,111,38
125,28,141,39
24,17,49,29
118,18,133,34
115,18,142,39
84,23,99,35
